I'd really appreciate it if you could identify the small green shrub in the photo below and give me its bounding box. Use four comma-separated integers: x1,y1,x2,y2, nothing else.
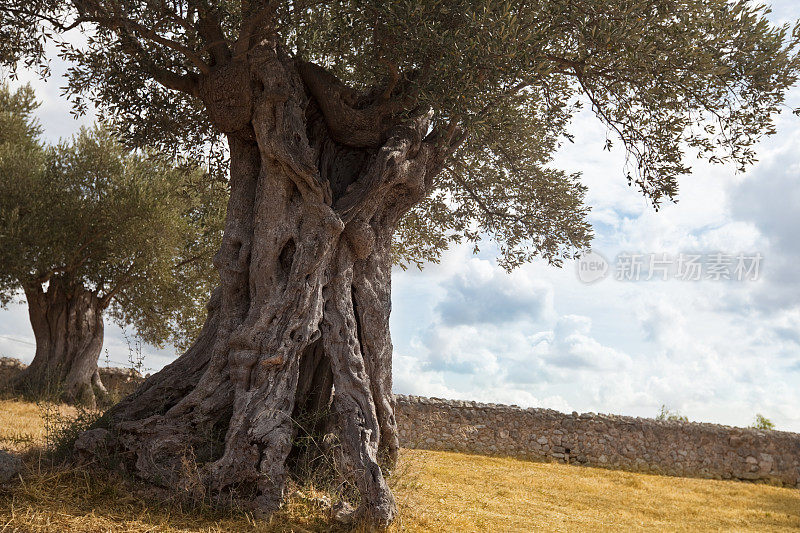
655,405,688,422
39,401,104,462
749,414,775,431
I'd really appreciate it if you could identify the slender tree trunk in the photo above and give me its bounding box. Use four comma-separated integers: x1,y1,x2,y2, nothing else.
85,43,444,529
14,278,106,406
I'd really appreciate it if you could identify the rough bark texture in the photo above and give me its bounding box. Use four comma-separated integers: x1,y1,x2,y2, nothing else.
89,43,447,529
14,278,106,406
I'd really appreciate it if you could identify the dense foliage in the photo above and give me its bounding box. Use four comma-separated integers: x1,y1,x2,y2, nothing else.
1,0,798,269
0,83,225,348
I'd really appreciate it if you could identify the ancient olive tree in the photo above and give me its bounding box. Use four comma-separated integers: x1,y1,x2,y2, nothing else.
2,0,798,526
0,84,224,406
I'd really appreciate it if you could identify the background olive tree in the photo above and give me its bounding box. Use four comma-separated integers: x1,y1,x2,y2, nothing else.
0,84,225,406
1,0,799,527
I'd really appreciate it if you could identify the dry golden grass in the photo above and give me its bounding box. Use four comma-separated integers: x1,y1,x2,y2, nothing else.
2,399,799,532
396,450,800,532
0,399,77,454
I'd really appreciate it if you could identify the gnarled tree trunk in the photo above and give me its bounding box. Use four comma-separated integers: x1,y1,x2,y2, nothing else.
14,278,106,406
86,43,448,529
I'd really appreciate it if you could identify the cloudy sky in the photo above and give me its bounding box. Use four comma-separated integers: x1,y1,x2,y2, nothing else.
2,1,800,431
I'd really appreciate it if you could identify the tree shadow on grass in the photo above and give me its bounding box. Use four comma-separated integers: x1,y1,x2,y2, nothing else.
738,488,800,525
0,456,373,533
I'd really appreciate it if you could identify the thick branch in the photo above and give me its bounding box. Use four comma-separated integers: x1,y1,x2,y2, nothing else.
72,1,211,74
2,6,84,32
99,259,139,308
196,7,231,65
116,32,200,95
378,58,400,101
174,253,209,269
233,1,278,60
297,60,390,148
116,17,211,74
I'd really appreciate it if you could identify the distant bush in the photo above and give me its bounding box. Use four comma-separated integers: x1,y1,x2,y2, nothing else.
656,405,688,422
750,414,775,431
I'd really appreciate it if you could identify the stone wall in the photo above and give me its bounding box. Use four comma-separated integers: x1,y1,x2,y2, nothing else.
0,357,143,397
394,395,800,488
2,358,798,487
0,357,24,386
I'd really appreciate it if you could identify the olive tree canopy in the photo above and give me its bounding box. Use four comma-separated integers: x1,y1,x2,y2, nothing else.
6,1,796,268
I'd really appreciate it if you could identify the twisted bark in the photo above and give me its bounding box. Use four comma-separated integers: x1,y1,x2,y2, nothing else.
87,42,442,529
14,278,106,406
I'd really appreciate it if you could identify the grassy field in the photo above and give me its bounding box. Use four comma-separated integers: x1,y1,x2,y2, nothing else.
1,398,799,532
